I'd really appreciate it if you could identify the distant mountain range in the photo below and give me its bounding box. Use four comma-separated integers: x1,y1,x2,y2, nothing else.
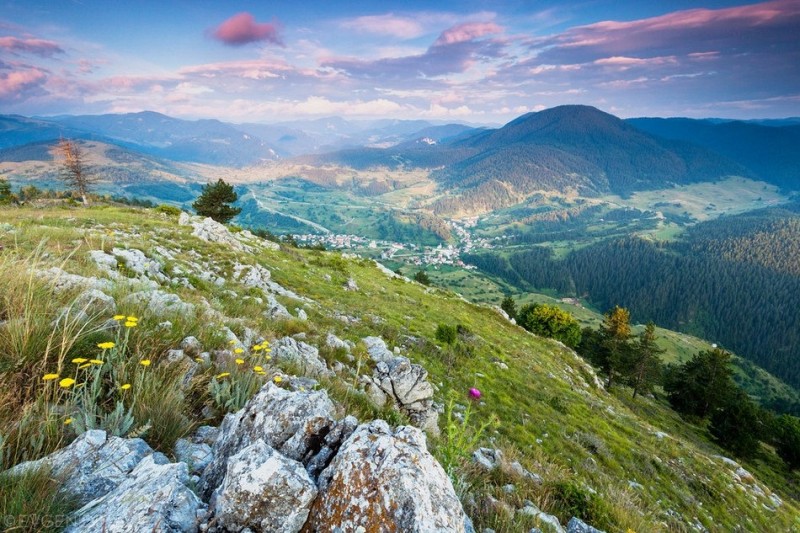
1,106,798,203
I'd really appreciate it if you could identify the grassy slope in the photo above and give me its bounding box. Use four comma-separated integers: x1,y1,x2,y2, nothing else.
0,205,798,532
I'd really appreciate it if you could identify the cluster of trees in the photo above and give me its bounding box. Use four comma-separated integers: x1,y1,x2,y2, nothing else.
564,303,800,466
664,346,800,464
502,298,582,349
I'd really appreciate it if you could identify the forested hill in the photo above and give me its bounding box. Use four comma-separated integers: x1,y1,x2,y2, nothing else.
434,105,746,195
627,118,800,189
464,203,800,393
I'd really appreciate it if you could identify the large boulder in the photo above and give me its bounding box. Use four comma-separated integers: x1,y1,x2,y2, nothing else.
364,356,439,434
362,336,394,363
7,430,154,506
198,383,338,499
305,420,469,532
65,455,202,533
191,217,252,252
210,439,317,532
271,337,333,378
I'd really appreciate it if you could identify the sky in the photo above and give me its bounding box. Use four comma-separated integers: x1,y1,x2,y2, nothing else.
1,0,799,123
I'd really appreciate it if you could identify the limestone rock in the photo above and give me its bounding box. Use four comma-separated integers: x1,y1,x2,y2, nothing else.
296,308,308,320
122,289,194,316
198,383,337,499
325,333,350,352
180,336,202,357
343,277,359,291
65,455,202,533
191,217,252,252
112,247,168,282
271,336,333,378
369,356,438,434
567,517,606,533
362,336,394,363
473,447,504,472
210,439,317,533
266,294,292,320
174,438,213,476
7,430,153,506
36,267,113,293
306,420,469,532
73,288,116,315
88,250,120,278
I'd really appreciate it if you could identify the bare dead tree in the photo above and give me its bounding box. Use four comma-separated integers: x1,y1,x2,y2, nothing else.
57,138,96,205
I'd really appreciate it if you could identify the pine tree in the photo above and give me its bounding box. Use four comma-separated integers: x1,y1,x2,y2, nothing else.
192,179,242,223
57,138,96,205
500,295,517,320
0,178,13,205
709,389,761,458
665,347,735,418
414,270,431,285
630,322,664,399
599,305,633,388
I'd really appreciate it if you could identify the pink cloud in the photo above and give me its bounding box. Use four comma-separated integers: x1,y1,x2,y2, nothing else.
0,68,48,101
0,36,63,57
211,12,283,46
342,14,424,39
434,21,502,46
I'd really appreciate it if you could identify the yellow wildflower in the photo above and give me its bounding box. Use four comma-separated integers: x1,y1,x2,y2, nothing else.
126,316,138,322
234,358,244,365
234,347,244,354
273,375,283,384
78,363,91,370
120,383,131,390
71,358,88,364
228,340,236,345
253,366,263,372
97,342,115,350
252,345,263,352
256,371,267,376
195,357,203,363
139,359,151,367
265,355,272,361
113,314,126,320
124,321,137,328
89,359,104,365
216,372,231,379
42,373,59,381
64,418,73,425
59,378,76,388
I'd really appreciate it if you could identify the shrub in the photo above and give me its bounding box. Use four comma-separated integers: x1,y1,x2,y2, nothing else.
517,303,581,348
414,270,431,285
435,323,458,345
155,204,182,216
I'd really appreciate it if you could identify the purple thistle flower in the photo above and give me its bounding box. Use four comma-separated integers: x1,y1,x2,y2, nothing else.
468,387,481,400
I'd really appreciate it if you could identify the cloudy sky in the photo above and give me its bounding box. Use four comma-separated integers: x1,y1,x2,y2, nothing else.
1,0,798,123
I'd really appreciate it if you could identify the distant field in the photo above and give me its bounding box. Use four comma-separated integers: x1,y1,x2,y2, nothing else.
601,176,788,222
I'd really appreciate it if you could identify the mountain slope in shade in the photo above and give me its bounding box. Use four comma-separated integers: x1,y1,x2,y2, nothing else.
435,105,748,195
627,117,800,189
50,111,278,166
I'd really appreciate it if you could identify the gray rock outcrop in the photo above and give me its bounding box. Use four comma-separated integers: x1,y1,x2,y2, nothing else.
362,336,394,362
7,430,154,506
271,336,333,378
65,455,202,533
210,439,317,532
198,382,338,498
567,517,606,533
362,355,439,434
122,289,194,316
306,420,469,532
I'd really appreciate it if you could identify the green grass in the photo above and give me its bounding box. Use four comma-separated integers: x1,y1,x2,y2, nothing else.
0,203,798,532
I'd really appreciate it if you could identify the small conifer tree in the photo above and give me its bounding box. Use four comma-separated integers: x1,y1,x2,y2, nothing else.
192,179,241,223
